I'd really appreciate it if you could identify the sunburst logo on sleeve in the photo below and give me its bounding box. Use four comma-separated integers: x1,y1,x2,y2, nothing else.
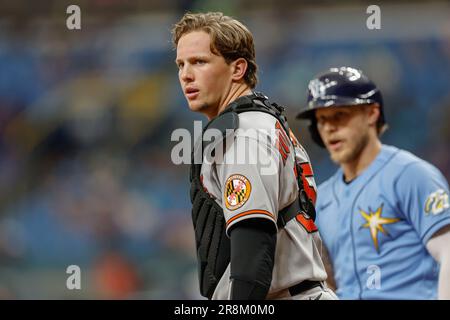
359,204,400,253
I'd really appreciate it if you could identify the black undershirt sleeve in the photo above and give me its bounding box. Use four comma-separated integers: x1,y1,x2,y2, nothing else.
229,218,277,300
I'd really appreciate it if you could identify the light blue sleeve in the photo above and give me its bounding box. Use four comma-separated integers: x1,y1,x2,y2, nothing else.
394,161,450,245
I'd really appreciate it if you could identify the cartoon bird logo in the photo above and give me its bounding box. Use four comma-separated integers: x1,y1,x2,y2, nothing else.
360,204,400,252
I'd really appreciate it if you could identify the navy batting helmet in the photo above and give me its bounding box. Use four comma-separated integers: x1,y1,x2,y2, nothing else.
296,66,385,147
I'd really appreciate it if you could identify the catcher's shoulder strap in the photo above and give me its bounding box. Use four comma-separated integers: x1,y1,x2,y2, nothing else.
223,91,291,134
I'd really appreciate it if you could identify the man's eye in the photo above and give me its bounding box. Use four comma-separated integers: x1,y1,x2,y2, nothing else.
195,60,205,64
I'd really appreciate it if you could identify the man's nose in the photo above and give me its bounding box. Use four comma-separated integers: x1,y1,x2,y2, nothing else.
322,119,337,132
180,64,194,82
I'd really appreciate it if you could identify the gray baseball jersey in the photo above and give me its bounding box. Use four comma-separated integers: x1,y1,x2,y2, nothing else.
199,111,327,299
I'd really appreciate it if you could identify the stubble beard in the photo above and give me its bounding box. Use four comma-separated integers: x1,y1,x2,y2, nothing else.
188,99,208,112
330,131,369,165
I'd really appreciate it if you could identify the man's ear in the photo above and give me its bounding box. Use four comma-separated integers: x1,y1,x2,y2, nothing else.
368,104,381,126
231,58,248,82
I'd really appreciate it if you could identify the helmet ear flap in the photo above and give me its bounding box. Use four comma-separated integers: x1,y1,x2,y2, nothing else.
308,119,325,148
373,90,385,127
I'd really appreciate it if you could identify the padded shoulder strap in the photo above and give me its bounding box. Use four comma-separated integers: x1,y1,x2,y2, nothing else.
223,91,291,137
190,107,239,182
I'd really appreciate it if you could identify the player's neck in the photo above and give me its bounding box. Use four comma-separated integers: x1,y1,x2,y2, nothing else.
341,137,382,182
206,84,252,120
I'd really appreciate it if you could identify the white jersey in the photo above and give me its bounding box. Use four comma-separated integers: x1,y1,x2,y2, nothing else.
199,110,328,299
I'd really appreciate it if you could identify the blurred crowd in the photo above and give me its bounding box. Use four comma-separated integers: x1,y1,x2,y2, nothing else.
0,1,449,299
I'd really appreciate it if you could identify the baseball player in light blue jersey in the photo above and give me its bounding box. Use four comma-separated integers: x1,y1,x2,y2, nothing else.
297,67,450,299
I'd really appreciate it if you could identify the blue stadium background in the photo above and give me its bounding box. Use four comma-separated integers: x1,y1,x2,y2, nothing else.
0,0,449,298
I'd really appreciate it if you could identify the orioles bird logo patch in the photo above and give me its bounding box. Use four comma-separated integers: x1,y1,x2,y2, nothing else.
224,174,251,211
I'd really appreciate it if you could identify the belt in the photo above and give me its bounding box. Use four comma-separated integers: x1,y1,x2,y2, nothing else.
288,280,323,296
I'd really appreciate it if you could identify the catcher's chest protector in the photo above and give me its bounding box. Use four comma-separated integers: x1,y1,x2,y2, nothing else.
190,92,316,299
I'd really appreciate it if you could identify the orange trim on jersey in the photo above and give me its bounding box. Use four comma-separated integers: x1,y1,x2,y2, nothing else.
226,209,275,227
275,121,290,153
279,144,288,160
289,129,300,147
279,134,290,154
303,179,317,204
276,140,288,161
296,213,318,233
275,121,282,130
299,162,316,203
277,124,290,150
300,163,313,176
